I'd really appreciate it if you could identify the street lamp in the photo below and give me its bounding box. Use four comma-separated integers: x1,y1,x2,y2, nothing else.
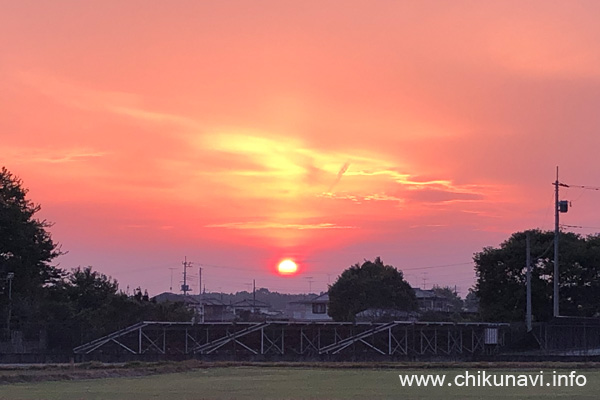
6,272,14,335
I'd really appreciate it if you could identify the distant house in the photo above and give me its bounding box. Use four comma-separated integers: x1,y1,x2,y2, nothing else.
231,299,274,316
153,292,235,322
413,288,455,312
351,289,458,322
287,293,332,321
153,292,202,316
153,292,187,303
199,297,234,322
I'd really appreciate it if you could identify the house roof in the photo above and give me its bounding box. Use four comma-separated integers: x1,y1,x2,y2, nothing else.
232,299,271,308
153,292,201,304
413,288,437,299
288,293,329,305
198,297,227,306
414,288,457,302
312,293,329,303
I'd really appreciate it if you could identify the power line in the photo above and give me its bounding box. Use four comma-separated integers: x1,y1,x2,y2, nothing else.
562,224,600,231
196,262,259,272
188,260,475,275
401,261,473,272
561,183,600,191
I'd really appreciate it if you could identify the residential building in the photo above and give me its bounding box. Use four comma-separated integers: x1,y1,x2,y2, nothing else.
413,288,455,312
286,293,332,321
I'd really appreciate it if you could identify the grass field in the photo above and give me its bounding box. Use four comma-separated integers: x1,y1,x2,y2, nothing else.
1,366,599,400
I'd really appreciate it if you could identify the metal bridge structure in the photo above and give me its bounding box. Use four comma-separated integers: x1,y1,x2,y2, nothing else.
73,321,509,361
533,317,600,355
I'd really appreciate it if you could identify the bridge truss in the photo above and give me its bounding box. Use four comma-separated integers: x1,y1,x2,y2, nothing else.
73,321,508,360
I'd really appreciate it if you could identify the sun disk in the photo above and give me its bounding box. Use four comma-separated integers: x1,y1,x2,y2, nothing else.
278,259,298,275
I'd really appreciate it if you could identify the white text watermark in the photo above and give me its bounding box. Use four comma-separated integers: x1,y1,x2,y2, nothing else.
398,370,587,387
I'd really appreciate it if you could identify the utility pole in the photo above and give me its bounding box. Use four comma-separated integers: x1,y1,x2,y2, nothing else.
169,267,177,292
6,273,14,336
253,279,256,312
181,257,192,296
554,167,560,318
526,231,532,332
553,167,570,318
198,266,204,323
198,267,202,296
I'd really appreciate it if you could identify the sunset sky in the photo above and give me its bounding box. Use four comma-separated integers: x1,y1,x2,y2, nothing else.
2,1,600,296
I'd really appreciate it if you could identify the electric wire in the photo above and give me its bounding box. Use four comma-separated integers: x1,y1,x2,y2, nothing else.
561,183,600,191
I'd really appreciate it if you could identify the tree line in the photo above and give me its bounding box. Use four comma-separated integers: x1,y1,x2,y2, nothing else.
474,229,600,322
0,167,192,351
328,230,600,324
4,164,597,351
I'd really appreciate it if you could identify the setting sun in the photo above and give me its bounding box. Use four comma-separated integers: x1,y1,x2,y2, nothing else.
277,259,298,276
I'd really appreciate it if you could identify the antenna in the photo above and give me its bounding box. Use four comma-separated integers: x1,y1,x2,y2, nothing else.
168,267,178,292
198,267,202,296
181,256,192,295
305,277,314,293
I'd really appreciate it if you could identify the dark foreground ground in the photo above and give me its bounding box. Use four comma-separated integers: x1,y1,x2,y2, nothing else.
1,361,600,399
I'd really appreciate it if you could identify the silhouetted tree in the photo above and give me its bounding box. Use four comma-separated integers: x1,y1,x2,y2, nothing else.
0,167,62,291
67,267,119,308
328,257,417,321
0,168,193,349
431,285,463,312
44,266,193,349
474,229,600,322
0,167,63,337
464,288,479,313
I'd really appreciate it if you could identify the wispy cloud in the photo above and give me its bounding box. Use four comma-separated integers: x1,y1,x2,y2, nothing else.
318,192,405,205
405,188,484,204
18,69,202,133
318,193,363,203
348,168,487,195
109,106,202,131
11,70,499,248
205,222,355,230
17,70,138,112
5,147,108,164
364,193,405,202
120,224,175,230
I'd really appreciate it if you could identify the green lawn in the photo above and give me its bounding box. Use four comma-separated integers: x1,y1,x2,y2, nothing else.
1,367,598,400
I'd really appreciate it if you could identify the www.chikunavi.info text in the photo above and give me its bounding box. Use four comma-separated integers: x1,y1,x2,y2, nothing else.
399,370,587,387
